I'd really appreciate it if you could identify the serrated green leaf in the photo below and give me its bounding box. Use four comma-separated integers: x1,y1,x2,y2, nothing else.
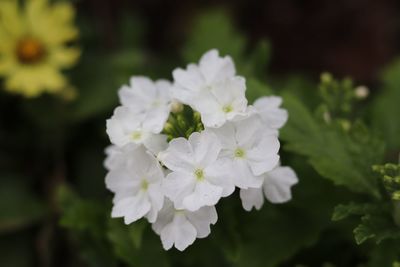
332,202,377,221
355,213,400,245
281,93,383,198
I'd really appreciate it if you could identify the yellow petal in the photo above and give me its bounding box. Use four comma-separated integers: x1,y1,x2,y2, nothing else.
26,0,48,23
49,46,80,69
0,0,24,37
5,64,67,97
0,55,17,75
26,0,78,46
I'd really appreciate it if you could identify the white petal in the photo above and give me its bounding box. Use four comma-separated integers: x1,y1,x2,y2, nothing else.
158,137,194,173
188,131,221,167
235,115,264,148
205,123,236,150
160,213,197,251
211,77,247,108
112,192,151,224
146,184,165,223
232,159,264,189
263,166,298,203
151,199,175,235
205,158,235,197
246,134,280,175
162,172,196,209
143,134,168,155
198,49,236,84
185,206,218,238
182,180,223,211
142,107,170,133
106,106,145,147
239,187,264,211
105,169,140,192
200,110,226,128
173,64,204,92
254,96,288,129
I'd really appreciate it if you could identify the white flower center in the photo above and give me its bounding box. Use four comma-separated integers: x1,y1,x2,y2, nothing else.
234,148,246,158
194,168,204,181
131,131,142,141
222,104,233,113
140,179,149,191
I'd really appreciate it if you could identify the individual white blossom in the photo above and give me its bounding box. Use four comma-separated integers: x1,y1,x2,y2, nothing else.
239,165,298,211
152,199,218,251
206,115,280,189
118,76,172,128
106,106,168,154
158,131,234,212
197,76,248,128
172,49,235,107
172,49,249,127
105,146,165,223
253,96,288,130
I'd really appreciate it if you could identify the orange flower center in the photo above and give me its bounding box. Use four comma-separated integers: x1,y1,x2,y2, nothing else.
16,37,46,64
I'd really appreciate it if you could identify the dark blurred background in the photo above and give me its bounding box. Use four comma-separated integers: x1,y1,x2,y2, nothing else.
82,0,400,83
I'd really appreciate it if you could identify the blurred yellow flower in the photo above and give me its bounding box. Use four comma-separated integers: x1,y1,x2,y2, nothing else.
0,0,80,97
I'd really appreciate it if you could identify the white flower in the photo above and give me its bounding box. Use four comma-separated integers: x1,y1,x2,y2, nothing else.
239,165,298,211
105,146,165,223
152,199,218,251
159,131,234,211
104,144,137,171
172,49,235,107
118,76,172,129
197,76,248,128
206,115,280,189
106,106,168,154
253,96,288,130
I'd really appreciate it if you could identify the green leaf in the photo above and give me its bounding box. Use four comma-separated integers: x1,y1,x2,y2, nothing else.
355,213,400,245
332,202,400,245
281,93,383,198
0,175,46,233
332,202,378,221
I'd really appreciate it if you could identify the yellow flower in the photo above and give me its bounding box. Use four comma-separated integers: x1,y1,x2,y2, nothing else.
0,0,80,97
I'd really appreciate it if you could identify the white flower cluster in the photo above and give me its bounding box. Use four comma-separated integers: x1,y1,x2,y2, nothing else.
105,49,298,251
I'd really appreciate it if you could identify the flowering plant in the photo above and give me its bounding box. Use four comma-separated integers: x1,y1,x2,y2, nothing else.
105,49,298,250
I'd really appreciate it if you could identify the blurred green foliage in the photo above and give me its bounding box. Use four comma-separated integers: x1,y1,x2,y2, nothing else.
1,6,400,267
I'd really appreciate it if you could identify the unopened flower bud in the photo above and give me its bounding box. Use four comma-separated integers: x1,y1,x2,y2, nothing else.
323,111,331,124
171,100,184,113
354,85,369,99
321,72,333,84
